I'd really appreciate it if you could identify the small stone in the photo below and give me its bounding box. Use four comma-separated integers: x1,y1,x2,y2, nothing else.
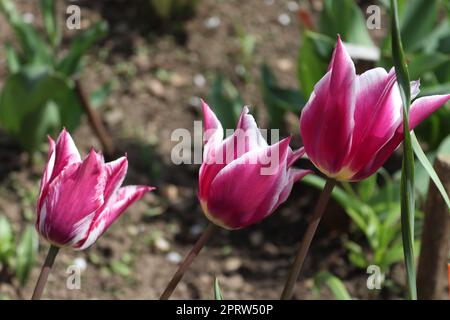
224,257,242,273
161,184,179,203
226,274,244,289
166,252,182,264
204,16,221,29
148,79,165,98
249,231,264,246
170,73,189,87
73,257,87,272
278,13,291,26
154,237,170,253
190,224,204,237
287,1,300,12
276,58,294,72
193,74,206,88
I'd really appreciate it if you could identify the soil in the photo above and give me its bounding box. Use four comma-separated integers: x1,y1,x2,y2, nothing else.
0,0,408,300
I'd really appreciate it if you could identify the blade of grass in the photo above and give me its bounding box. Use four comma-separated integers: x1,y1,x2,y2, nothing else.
390,0,417,300
214,277,223,300
411,132,450,209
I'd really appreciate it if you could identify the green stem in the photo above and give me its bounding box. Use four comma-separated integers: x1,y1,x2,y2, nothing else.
281,178,336,300
31,245,60,300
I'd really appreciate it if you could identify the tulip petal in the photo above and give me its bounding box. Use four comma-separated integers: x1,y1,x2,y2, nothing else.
409,94,450,130
37,136,55,217
40,150,106,246
205,138,291,229
103,156,128,201
50,129,81,182
273,168,312,211
345,68,402,173
199,105,269,200
76,185,154,250
202,99,223,155
300,36,356,174
287,147,305,167
352,94,450,180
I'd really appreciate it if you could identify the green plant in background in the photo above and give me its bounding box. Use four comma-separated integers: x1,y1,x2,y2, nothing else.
0,215,38,290
378,0,450,150
0,0,108,155
214,277,223,300
149,0,201,21
303,172,422,290
314,272,352,300
207,73,243,130
260,64,305,130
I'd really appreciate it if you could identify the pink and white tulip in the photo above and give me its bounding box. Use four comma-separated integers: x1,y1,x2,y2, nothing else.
36,129,154,250
199,100,311,230
300,36,450,181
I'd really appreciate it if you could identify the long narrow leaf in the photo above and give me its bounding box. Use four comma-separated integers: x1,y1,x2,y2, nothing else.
390,0,417,300
411,132,450,209
214,277,223,300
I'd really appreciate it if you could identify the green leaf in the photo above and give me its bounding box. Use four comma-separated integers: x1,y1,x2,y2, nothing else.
298,31,333,98
56,21,108,76
261,64,305,129
412,132,450,209
408,53,450,80
0,0,51,65
314,272,352,300
207,73,243,130
214,277,223,300
90,81,113,108
390,0,417,300
5,43,20,73
399,0,438,52
319,0,374,46
15,225,38,286
357,175,377,203
39,0,61,47
0,68,83,152
0,215,14,264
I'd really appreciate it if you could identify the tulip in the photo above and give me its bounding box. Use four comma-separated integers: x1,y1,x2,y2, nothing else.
32,129,153,299
282,36,450,300
160,100,311,300
199,100,311,229
300,36,450,181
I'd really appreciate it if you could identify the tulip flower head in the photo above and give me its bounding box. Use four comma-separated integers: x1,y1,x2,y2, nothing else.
36,129,154,250
199,100,311,230
300,36,450,181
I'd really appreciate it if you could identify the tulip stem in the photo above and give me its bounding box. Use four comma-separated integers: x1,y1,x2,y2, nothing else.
281,178,336,300
160,223,216,300
31,245,60,300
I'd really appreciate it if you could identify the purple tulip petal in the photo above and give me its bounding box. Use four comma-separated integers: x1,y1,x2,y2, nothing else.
408,94,450,130
352,94,450,180
76,185,154,250
40,149,106,246
344,68,402,174
300,36,356,174
37,136,55,217
49,128,81,182
103,156,128,201
205,137,291,229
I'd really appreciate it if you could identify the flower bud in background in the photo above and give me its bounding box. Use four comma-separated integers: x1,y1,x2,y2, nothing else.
36,129,154,250
198,100,311,229
300,36,450,181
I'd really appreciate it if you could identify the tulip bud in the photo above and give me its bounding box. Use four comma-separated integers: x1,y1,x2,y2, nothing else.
199,100,311,229
36,129,154,250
